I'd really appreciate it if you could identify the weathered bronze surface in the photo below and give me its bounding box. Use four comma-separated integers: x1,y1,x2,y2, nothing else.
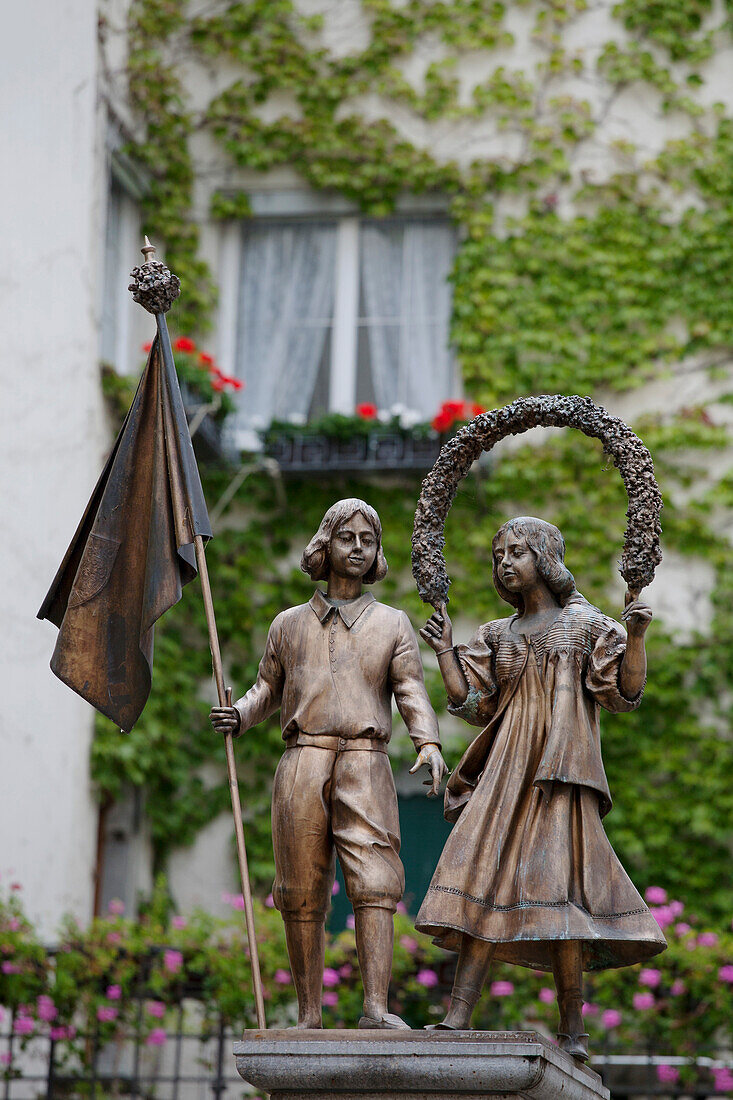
211,499,447,1028
37,255,210,732
417,516,666,1062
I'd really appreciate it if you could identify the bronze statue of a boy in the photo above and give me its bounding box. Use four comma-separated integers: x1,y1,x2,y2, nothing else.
211,498,447,1029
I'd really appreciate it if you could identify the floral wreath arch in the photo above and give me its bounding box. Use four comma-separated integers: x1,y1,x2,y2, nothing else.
411,395,662,608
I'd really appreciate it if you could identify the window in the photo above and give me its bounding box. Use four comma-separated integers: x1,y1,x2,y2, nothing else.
229,215,457,447
100,142,147,375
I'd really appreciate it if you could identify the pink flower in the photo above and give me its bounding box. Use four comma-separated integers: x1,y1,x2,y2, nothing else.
582,1003,599,1017
339,964,352,978
14,1016,34,1035
712,1067,733,1092
107,899,125,915
163,949,183,974
668,900,684,917
172,916,187,930
265,894,275,909
396,902,407,915
346,914,356,930
633,992,655,1010
1,963,21,974
322,968,340,988
0,1053,11,1066
657,1065,680,1084
274,970,291,986
417,969,439,988
8,919,20,932
639,968,662,988
222,892,245,910
490,981,514,996
322,992,338,1007
718,966,733,983
400,936,418,953
106,932,122,945
652,906,674,929
698,932,718,947
106,985,122,1001
97,1006,117,1023
645,886,667,905
671,980,686,995
37,996,58,1022
538,988,555,1004
146,1002,165,1018
601,1009,622,1028
50,1026,73,1041
331,881,340,896
675,922,691,936
146,1027,167,1046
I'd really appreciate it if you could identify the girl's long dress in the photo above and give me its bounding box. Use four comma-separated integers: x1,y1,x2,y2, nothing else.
415,600,666,972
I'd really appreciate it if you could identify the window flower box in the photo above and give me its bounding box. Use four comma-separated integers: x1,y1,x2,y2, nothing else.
261,402,485,473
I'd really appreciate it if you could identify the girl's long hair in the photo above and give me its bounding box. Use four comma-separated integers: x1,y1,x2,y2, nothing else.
492,516,579,611
301,498,387,584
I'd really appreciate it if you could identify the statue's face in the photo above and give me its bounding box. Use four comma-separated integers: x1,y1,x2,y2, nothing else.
328,513,378,581
493,530,539,594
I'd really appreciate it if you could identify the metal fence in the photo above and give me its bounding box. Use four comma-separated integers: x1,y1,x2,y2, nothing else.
1,1006,253,1099
1,950,729,1099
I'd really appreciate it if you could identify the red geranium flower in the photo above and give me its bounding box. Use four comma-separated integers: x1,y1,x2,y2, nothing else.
431,411,454,433
228,378,244,391
471,402,486,416
142,342,152,353
211,377,225,392
174,337,196,353
356,403,378,419
199,352,215,366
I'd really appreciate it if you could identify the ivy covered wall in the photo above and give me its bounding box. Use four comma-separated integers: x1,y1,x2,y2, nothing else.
94,0,733,924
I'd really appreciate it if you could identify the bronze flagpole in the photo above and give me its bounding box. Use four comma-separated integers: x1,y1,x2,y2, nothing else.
137,238,267,1029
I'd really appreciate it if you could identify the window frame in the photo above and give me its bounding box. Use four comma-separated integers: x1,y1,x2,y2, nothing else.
217,197,458,449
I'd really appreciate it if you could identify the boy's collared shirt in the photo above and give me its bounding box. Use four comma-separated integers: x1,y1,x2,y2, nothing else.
234,588,439,751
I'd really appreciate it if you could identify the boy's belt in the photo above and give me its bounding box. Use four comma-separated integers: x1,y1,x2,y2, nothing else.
284,732,388,753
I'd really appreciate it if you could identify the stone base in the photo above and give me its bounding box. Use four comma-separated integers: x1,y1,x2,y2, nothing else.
234,1030,609,1100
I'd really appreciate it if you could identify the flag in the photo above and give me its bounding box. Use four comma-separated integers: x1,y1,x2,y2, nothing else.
38,332,212,732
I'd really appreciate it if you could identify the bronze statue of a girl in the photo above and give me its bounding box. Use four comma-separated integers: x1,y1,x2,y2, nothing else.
417,516,666,1061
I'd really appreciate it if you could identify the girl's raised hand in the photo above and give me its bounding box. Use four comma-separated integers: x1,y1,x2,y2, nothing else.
420,603,454,654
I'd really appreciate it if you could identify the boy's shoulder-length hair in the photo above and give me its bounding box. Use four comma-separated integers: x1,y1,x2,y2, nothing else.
492,515,578,611
301,498,388,584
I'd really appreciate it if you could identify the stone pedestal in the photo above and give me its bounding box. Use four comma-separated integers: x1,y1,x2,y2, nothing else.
234,1030,609,1100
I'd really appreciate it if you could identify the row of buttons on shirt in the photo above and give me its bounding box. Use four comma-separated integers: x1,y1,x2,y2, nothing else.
330,618,347,748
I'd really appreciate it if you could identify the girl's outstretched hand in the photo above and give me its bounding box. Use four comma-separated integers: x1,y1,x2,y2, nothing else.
622,593,653,638
420,603,454,654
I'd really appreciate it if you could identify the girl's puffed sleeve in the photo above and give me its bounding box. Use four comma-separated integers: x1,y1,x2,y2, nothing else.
585,616,644,713
448,624,499,727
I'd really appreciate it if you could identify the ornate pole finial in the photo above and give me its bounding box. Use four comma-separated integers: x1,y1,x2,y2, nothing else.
141,235,156,264
129,235,181,316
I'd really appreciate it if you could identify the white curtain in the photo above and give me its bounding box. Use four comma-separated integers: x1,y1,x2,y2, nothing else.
234,222,337,431
360,221,455,418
